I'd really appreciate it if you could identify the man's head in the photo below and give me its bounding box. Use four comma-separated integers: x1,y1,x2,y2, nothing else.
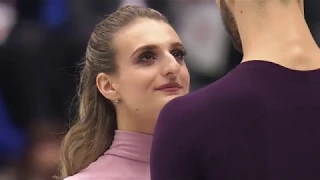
215,0,304,53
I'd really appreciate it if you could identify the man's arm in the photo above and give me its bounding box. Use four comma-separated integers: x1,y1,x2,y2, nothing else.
150,97,200,180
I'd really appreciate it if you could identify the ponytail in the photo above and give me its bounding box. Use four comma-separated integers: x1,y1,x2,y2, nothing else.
56,66,117,179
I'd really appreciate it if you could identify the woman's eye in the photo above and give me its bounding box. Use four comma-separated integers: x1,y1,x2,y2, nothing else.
171,49,187,61
138,52,156,63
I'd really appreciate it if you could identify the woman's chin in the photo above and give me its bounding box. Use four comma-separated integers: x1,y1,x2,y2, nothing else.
161,94,184,104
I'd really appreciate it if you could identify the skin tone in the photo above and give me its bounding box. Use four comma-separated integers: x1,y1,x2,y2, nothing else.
215,0,320,71
96,18,190,134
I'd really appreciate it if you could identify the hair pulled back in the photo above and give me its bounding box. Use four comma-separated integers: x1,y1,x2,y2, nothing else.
56,5,167,180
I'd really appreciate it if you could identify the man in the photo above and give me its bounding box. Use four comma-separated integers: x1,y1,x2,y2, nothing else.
150,0,320,179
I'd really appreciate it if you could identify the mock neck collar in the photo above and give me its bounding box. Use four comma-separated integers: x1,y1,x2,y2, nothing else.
104,130,153,163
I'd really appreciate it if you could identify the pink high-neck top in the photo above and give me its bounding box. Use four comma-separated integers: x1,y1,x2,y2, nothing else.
64,130,153,180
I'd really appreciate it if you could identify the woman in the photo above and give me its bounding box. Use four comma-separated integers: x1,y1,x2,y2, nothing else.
57,5,190,180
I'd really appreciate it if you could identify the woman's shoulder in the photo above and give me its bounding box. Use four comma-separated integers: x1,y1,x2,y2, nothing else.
64,153,150,180
63,155,117,179
64,175,106,180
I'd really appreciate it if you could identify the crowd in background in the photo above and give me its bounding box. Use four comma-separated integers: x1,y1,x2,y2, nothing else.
0,0,319,179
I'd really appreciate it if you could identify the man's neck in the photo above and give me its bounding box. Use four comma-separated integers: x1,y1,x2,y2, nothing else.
235,4,320,70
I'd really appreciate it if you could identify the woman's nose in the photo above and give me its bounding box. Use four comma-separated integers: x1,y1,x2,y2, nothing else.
161,55,181,78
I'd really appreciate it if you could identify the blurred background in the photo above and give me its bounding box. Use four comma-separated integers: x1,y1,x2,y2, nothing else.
0,0,319,179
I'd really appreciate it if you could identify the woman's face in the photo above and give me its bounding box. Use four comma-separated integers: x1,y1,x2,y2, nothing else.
99,18,190,131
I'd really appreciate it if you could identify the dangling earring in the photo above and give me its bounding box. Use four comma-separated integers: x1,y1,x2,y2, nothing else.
114,99,119,104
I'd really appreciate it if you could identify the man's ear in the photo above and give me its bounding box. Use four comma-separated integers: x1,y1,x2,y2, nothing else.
96,72,118,101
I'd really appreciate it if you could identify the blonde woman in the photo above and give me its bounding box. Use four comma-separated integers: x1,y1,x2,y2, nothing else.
57,5,190,180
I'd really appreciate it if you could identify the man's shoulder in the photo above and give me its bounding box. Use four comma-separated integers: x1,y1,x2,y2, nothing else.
162,73,261,119
174,77,256,104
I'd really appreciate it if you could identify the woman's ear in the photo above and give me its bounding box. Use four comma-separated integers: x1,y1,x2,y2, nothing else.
96,73,118,101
